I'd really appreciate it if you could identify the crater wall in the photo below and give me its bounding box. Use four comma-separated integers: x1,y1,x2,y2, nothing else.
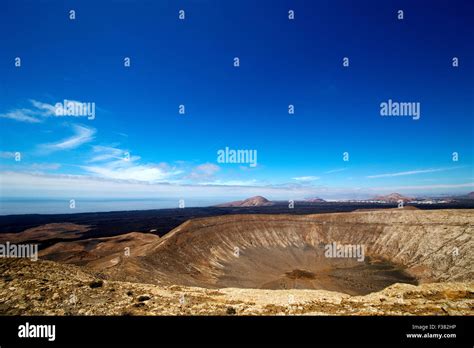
108,209,472,292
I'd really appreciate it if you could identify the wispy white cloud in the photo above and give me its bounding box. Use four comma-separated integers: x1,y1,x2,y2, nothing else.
292,176,320,182
0,151,17,159
3,171,472,202
200,179,258,186
195,163,220,175
89,145,132,163
29,99,56,116
0,99,58,123
0,171,295,201
37,124,95,154
82,164,181,182
325,168,347,174
82,151,183,183
367,167,456,179
187,163,220,181
29,163,61,170
0,109,42,123
369,182,474,190
81,143,183,183
0,99,95,123
83,145,224,184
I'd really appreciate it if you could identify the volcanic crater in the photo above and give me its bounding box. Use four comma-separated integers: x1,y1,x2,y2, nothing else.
102,209,472,296
1,209,473,315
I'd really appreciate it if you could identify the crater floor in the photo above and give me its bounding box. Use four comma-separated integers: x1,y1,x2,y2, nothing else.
216,247,418,295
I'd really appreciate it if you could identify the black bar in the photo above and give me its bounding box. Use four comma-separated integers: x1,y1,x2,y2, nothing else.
0,316,472,346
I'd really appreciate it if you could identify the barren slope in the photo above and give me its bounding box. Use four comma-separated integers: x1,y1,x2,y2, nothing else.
39,232,159,269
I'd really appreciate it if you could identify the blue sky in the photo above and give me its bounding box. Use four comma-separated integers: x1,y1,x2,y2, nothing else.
0,0,473,204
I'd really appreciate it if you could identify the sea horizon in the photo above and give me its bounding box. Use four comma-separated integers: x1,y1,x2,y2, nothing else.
0,198,218,216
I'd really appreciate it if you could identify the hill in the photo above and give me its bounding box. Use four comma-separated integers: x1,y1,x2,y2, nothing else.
215,196,273,207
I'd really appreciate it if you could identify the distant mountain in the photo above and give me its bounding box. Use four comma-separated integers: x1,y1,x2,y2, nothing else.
304,197,326,203
371,193,413,203
444,192,474,201
216,196,274,207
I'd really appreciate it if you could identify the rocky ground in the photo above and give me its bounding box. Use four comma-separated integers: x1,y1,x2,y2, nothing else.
0,258,472,315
